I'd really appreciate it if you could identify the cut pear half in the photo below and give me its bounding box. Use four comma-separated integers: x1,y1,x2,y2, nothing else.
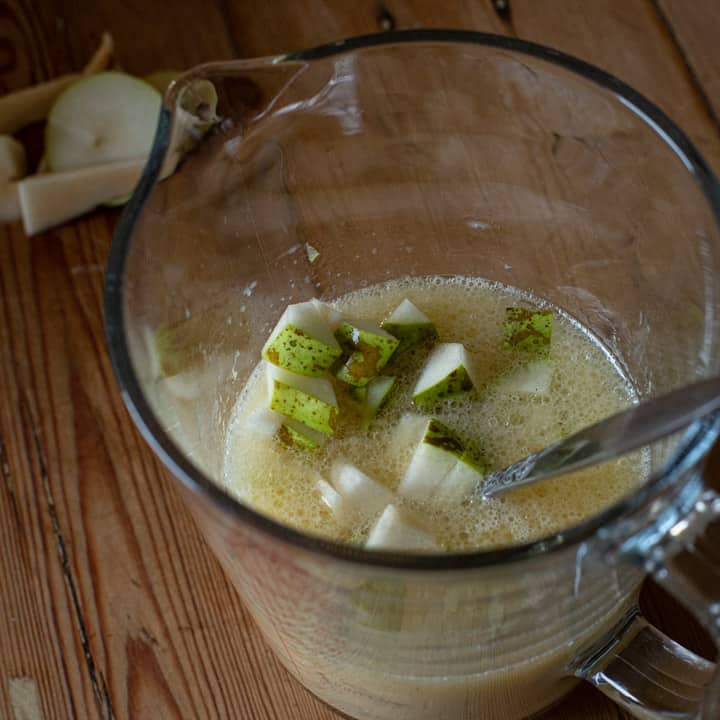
46,72,161,172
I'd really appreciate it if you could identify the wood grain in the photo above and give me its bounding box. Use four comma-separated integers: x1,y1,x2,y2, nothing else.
0,1,718,719
657,0,720,126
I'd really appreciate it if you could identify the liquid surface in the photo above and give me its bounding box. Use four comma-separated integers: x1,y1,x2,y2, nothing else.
224,276,641,551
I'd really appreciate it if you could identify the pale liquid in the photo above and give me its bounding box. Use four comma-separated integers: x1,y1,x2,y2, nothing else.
224,275,641,551
222,276,643,719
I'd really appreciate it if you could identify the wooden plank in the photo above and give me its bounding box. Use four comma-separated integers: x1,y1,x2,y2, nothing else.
657,0,720,126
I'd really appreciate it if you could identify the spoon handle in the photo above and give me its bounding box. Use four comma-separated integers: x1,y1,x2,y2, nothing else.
480,375,720,499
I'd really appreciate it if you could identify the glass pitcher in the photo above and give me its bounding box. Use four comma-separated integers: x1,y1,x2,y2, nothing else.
105,31,720,720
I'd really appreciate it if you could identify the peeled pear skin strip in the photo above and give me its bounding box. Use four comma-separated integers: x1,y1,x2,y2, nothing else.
18,158,144,235
0,33,114,135
0,183,20,223
82,32,114,75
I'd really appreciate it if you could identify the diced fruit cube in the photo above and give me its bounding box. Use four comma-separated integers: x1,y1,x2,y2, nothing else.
412,343,477,405
266,364,338,435
365,505,438,551
330,462,394,518
398,418,485,503
496,359,553,396
502,307,552,356
381,298,438,355
360,376,396,430
317,478,347,521
262,300,342,376
335,319,399,387
310,298,343,331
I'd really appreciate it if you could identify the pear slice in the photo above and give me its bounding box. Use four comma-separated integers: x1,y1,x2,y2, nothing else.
496,359,553,396
412,342,477,406
366,505,438,551
266,364,338,435
335,319,399,387
330,462,394,519
397,418,485,503
17,158,144,235
502,307,553,356
46,72,161,172
262,300,342,377
0,136,26,181
381,298,438,355
278,418,327,450
360,376,396,430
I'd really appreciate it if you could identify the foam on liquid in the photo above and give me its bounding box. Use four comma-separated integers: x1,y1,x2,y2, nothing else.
223,276,641,552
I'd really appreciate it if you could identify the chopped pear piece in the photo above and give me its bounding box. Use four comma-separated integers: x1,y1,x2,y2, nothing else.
360,376,396,430
46,72,161,172
366,505,438,551
17,158,145,235
330,462,394,518
317,478,347,521
262,301,342,377
335,319,399,387
398,418,485,503
497,359,553,396
502,307,552,356
310,298,343,331
0,183,20,223
381,298,438,354
412,342,477,405
266,364,338,435
278,418,327,450
436,445,487,504
0,136,26,181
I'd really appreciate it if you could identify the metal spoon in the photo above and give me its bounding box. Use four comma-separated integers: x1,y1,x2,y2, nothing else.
479,375,720,499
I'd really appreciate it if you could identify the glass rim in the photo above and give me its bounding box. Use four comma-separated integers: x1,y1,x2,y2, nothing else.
105,29,720,571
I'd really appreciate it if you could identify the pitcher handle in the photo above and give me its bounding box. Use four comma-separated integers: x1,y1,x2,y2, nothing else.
573,486,720,719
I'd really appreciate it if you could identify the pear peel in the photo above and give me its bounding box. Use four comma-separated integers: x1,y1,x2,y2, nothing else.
0,33,114,135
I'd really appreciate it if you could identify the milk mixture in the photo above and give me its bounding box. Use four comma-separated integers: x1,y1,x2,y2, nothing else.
223,276,640,551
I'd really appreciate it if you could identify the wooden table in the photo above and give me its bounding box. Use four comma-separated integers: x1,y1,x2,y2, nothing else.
1,1,719,718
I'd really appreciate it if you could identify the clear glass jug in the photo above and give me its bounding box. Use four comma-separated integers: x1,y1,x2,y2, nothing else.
105,31,720,720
